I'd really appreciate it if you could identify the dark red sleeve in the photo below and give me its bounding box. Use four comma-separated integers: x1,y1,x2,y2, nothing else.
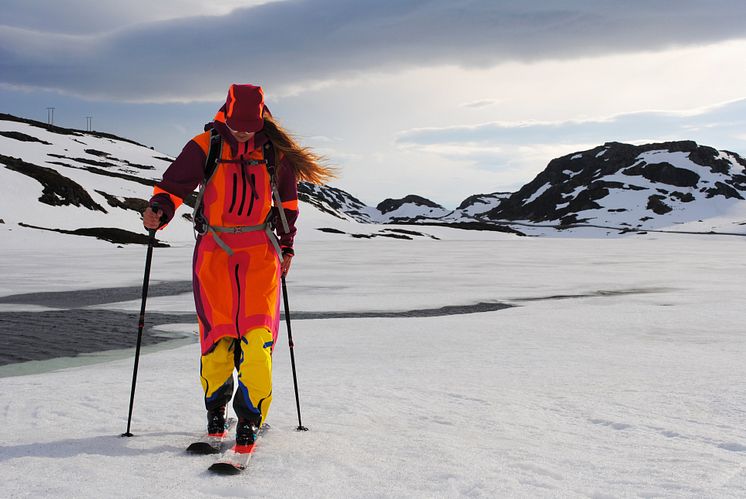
275,157,299,253
149,140,206,225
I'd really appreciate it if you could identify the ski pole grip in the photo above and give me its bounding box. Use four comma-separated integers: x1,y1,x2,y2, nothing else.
149,201,167,225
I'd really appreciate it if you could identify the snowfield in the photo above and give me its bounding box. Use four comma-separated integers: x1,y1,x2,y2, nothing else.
1,232,746,498
2,114,746,497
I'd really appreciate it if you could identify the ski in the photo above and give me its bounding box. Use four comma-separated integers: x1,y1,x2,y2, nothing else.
186,418,237,455
208,424,269,475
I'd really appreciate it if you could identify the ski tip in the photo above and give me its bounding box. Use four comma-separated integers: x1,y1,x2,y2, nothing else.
209,462,244,475
186,442,221,455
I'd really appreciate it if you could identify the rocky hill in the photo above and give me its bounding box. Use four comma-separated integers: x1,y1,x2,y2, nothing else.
2,112,746,242
484,141,746,232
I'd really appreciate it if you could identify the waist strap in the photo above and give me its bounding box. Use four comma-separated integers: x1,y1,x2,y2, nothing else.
206,222,282,258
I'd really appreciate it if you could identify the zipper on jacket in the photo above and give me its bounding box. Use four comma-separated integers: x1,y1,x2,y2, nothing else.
237,163,248,216
246,173,258,217
234,264,241,338
228,173,238,213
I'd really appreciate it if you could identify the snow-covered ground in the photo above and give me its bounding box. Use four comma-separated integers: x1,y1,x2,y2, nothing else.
1,232,746,498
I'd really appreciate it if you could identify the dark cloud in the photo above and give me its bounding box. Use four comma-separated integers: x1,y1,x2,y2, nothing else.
0,0,140,33
1,0,746,101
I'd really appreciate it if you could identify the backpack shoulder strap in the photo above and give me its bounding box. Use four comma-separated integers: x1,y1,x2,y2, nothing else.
204,127,222,182
192,128,222,236
262,140,290,234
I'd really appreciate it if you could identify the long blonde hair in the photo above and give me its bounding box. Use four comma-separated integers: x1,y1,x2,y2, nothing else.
263,114,336,185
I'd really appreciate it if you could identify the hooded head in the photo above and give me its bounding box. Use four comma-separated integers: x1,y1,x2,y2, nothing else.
223,84,265,133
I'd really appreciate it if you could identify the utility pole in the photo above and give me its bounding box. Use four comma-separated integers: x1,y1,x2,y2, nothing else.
86,116,93,132
46,107,55,125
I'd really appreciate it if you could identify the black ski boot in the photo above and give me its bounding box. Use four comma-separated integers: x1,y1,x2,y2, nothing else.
207,406,227,435
235,418,260,446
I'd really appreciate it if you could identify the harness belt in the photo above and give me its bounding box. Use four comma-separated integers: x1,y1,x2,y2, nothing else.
205,220,283,258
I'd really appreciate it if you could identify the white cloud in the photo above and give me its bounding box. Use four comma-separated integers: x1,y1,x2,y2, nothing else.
460,99,501,109
397,99,746,151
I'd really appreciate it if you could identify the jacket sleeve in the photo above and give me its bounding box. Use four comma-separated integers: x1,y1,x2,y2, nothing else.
275,157,299,254
148,139,206,226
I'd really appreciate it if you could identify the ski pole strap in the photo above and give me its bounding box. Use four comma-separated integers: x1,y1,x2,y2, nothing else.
206,222,283,258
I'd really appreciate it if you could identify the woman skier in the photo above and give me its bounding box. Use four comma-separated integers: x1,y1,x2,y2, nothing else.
143,83,332,448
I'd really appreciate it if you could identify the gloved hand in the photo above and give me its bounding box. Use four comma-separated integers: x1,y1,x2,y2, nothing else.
143,204,164,230
281,253,293,277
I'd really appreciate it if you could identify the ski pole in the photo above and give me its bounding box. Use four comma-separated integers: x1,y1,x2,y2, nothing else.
122,204,159,437
281,275,308,432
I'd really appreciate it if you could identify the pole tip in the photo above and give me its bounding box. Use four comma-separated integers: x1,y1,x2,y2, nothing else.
121,432,135,438
296,425,309,432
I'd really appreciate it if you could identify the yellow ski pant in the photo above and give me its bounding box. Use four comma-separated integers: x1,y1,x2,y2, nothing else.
199,327,273,425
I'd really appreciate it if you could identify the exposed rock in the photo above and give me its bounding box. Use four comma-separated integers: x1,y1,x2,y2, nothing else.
391,220,525,235
647,195,673,215
377,232,413,240
622,161,700,187
45,160,157,187
18,223,169,246
48,153,119,169
377,195,444,214
95,190,149,213
456,192,511,211
85,149,110,157
704,182,743,200
0,131,52,145
0,154,106,212
123,159,155,171
670,192,695,202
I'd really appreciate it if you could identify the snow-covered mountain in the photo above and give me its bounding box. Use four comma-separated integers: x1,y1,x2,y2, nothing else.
297,182,380,223
375,194,449,222
0,113,508,247
451,192,512,219
297,187,507,225
0,113,505,244
3,113,746,243
484,141,746,234
0,113,181,246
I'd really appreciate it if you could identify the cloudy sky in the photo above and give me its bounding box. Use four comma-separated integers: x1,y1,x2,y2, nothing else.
2,0,746,207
